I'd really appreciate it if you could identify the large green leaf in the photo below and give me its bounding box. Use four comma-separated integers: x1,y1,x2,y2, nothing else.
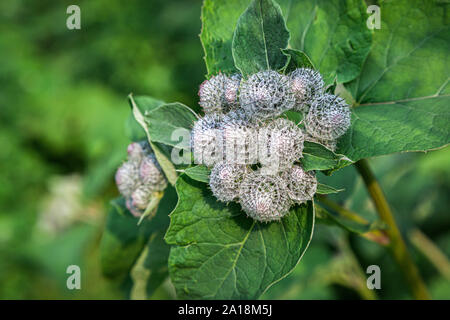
232,0,290,77
166,175,314,299
201,0,251,76
338,0,450,160
337,97,450,160
278,0,372,84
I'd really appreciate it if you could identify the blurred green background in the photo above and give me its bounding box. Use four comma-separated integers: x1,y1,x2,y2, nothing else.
0,0,448,299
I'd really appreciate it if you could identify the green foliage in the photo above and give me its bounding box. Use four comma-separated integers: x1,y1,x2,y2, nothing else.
338,0,450,160
232,0,289,77
201,0,250,76
301,141,352,172
278,0,372,84
165,175,314,299
4,0,448,300
145,103,198,149
100,186,176,289
118,0,449,300
184,165,211,183
280,48,315,74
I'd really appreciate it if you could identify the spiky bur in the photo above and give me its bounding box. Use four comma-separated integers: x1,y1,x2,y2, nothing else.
239,70,295,120
239,170,291,222
199,73,242,114
191,114,224,167
258,118,304,172
209,163,249,202
305,93,351,140
115,161,139,197
222,117,258,165
115,141,167,217
281,165,317,204
127,141,150,162
139,153,167,190
289,68,324,113
131,184,153,210
224,74,242,109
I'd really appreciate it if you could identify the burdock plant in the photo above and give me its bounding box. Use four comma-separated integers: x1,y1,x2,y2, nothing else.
102,0,448,301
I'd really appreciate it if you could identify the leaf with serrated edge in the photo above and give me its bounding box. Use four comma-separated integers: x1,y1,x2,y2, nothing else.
339,0,450,160
166,175,314,299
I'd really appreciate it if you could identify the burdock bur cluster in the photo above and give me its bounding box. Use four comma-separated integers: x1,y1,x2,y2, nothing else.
114,68,351,222
191,68,351,222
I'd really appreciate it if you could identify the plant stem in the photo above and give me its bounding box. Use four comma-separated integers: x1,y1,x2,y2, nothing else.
409,229,450,280
354,159,430,300
317,195,390,246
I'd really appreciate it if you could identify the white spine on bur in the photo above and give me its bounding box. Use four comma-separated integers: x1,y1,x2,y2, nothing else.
209,163,249,202
198,74,228,114
305,93,351,140
289,68,324,112
281,165,317,204
239,170,291,222
224,74,242,109
199,73,242,114
258,118,304,172
222,118,258,165
239,70,295,119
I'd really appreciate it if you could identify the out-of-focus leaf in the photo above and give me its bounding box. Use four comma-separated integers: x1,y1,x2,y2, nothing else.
100,186,176,282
